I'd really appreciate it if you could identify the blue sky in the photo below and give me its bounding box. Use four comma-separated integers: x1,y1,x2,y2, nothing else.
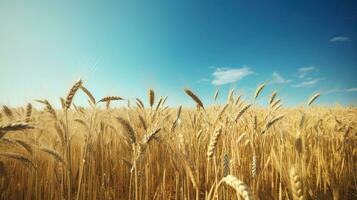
0,0,356,107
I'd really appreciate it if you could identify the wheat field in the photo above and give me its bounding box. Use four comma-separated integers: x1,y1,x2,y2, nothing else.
0,80,356,200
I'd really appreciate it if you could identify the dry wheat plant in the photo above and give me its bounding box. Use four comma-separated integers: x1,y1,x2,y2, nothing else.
0,79,356,200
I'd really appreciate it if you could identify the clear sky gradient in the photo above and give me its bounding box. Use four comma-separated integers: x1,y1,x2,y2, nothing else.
1,0,357,107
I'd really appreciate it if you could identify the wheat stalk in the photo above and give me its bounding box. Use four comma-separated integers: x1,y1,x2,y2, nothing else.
0,161,6,176
54,122,65,144
162,95,168,104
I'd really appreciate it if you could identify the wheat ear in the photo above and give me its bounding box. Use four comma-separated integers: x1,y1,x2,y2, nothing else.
65,79,83,110
117,116,136,144
217,175,254,200
234,104,252,122
25,103,32,122
39,147,65,163
289,167,304,200
254,83,265,100
269,91,277,105
307,93,320,106
228,88,235,103
0,122,33,132
80,86,96,105
184,88,204,110
214,89,219,101
215,103,229,123
2,105,13,118
207,127,222,160
98,96,123,103
36,100,57,119
136,98,145,109
0,152,36,169
148,89,155,108
262,114,285,134
223,153,230,176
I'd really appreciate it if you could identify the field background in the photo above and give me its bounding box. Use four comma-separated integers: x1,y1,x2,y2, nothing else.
0,81,356,200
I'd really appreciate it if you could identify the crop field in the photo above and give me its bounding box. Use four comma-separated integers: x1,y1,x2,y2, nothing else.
0,80,356,200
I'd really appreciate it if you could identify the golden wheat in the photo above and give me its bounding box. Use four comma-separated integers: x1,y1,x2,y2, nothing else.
254,83,265,100
65,79,83,110
207,127,222,160
307,93,320,106
218,175,254,200
184,88,205,110
148,89,155,108
0,80,355,200
289,167,304,200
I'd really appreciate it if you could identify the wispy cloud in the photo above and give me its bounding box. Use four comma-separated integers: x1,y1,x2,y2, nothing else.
298,66,315,73
323,87,357,94
324,88,340,95
212,67,254,86
197,78,210,83
271,72,291,84
345,87,357,92
298,66,316,78
330,36,351,42
292,78,323,88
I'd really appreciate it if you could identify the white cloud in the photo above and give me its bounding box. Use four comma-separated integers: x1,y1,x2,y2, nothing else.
211,67,254,86
197,78,210,83
298,66,316,78
292,78,323,88
321,87,357,94
271,72,291,84
324,88,340,95
345,88,357,92
298,66,315,73
330,36,351,42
